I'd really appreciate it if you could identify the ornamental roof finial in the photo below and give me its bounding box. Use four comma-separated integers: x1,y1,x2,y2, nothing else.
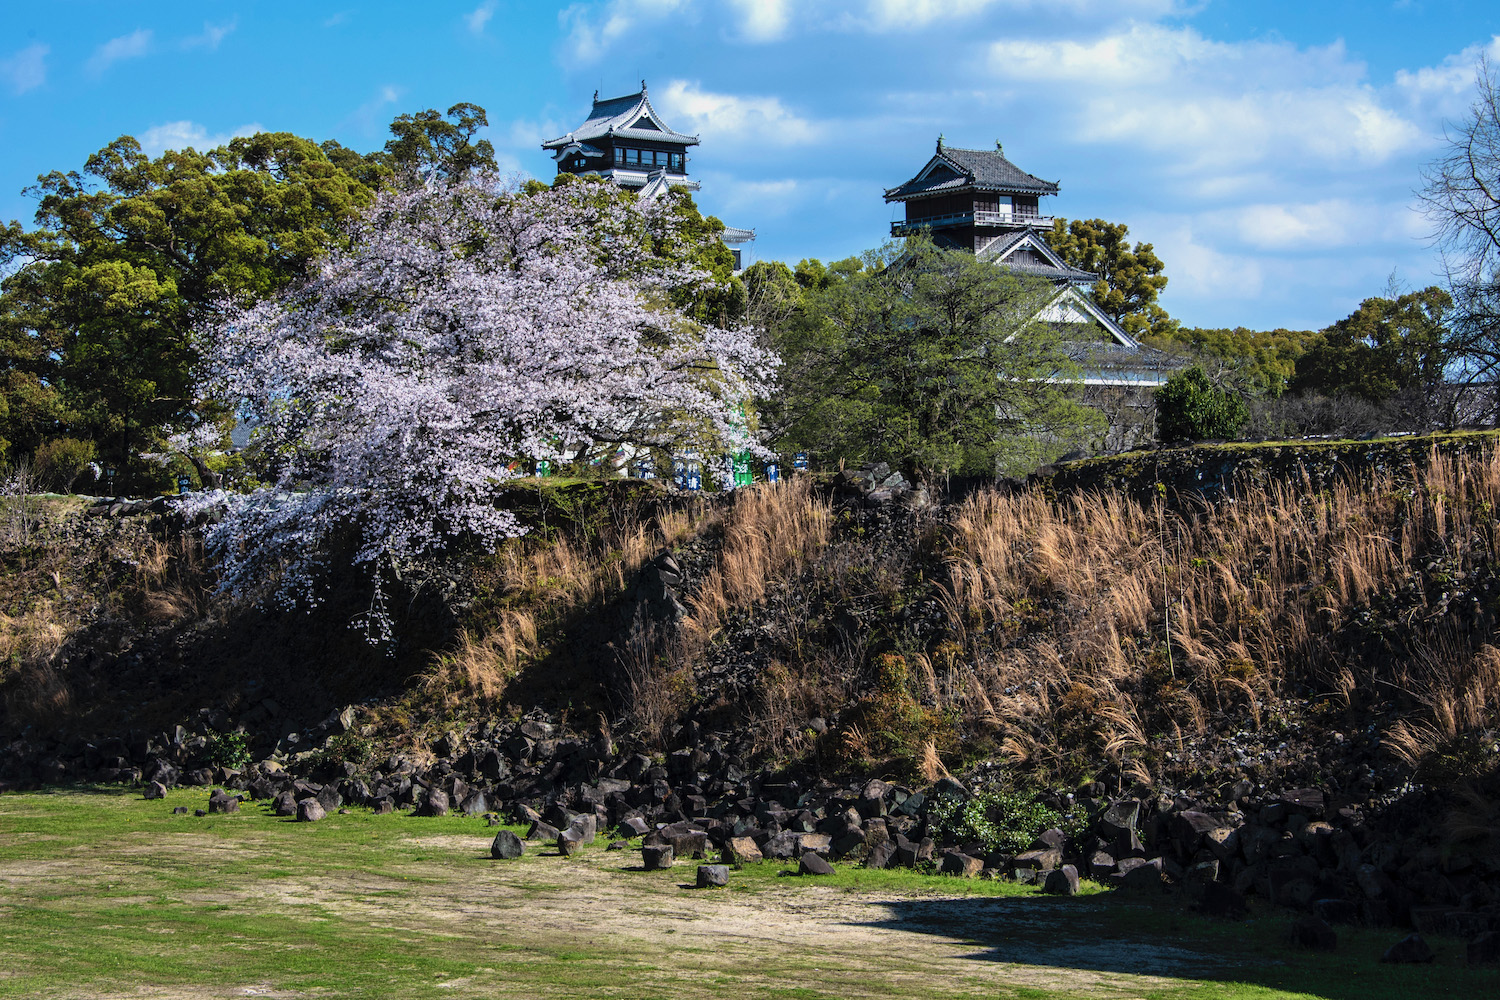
641,79,648,94
593,89,598,102
937,133,944,153
996,139,1004,155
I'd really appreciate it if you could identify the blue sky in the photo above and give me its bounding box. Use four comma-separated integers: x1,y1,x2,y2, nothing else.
1,1,1497,331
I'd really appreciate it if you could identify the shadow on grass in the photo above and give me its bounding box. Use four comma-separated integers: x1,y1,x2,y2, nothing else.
856,890,1497,1000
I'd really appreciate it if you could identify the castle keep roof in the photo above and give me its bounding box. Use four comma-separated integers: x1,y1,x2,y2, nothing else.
542,85,699,150
885,141,1060,201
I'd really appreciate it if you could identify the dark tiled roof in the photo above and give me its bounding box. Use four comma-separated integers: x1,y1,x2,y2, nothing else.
885,144,1060,201
542,88,699,149
979,230,1097,283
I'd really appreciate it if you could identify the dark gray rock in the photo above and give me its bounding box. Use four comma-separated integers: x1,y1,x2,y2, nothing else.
1381,934,1434,964
207,790,239,814
864,840,896,870
1289,916,1337,951
297,798,326,823
490,830,524,859
799,851,835,876
642,844,675,870
940,852,983,878
1043,865,1080,896
558,828,584,856
273,790,298,816
420,789,449,817
697,864,730,888
143,781,168,801
1196,881,1248,920
527,820,561,842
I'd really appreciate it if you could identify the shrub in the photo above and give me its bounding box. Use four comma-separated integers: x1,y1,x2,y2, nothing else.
1155,366,1248,442
33,437,96,494
204,731,251,770
926,787,1062,855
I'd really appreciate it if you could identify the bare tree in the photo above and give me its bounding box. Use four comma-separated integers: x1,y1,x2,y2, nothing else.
1420,58,1500,418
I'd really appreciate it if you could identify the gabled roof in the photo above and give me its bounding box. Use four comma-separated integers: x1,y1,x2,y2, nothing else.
979,230,1098,284
885,140,1060,201
542,84,699,152
1038,285,1138,349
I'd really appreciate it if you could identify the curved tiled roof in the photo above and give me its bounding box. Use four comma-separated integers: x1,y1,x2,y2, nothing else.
542,86,699,150
885,143,1059,201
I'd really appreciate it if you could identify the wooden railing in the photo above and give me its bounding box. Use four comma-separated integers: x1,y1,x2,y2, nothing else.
891,210,1052,235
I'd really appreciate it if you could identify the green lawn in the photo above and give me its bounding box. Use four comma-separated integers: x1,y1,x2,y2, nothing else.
0,787,1492,999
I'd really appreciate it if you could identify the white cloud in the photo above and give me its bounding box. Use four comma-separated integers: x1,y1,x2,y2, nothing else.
728,0,791,42
865,0,1179,32
1149,221,1265,303
138,120,263,157
1199,199,1426,251
87,29,153,76
0,42,48,94
183,19,237,51
341,85,404,136
465,1,497,35
658,80,816,146
1394,35,1500,120
717,177,800,216
989,25,1425,170
560,0,692,62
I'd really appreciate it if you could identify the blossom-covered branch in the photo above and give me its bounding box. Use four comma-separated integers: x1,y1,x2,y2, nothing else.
186,175,775,636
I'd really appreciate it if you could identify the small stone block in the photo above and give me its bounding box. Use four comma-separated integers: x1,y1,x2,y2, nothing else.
697,864,730,888
1043,865,1080,896
642,844,675,870
799,851,834,876
490,830,524,859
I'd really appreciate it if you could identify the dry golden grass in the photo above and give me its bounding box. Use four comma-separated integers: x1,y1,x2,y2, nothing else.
425,492,713,707
926,444,1500,781
683,476,833,641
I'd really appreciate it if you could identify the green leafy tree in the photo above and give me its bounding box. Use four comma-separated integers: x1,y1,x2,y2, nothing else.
1289,287,1453,402
377,102,497,182
1155,365,1249,442
1147,325,1320,398
1049,218,1176,338
533,172,746,327
0,131,384,477
772,238,1093,478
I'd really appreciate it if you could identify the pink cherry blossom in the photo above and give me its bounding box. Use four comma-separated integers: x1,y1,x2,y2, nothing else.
184,176,774,638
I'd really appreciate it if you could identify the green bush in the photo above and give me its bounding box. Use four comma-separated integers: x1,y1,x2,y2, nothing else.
1155,366,1248,443
927,788,1062,855
204,731,251,770
33,437,96,493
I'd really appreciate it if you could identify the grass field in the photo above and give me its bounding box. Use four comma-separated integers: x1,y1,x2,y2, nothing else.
0,787,1493,999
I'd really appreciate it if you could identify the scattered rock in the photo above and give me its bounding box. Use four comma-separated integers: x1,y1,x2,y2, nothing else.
723,836,763,864
527,820,561,842
799,852,834,876
1381,934,1435,964
143,781,167,801
1043,865,1080,896
1288,916,1337,951
697,864,730,888
297,798,326,823
642,844,675,870
940,852,983,878
490,830,524,860
207,790,239,814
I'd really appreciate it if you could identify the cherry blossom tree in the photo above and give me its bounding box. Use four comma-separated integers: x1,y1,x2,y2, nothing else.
187,176,774,638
